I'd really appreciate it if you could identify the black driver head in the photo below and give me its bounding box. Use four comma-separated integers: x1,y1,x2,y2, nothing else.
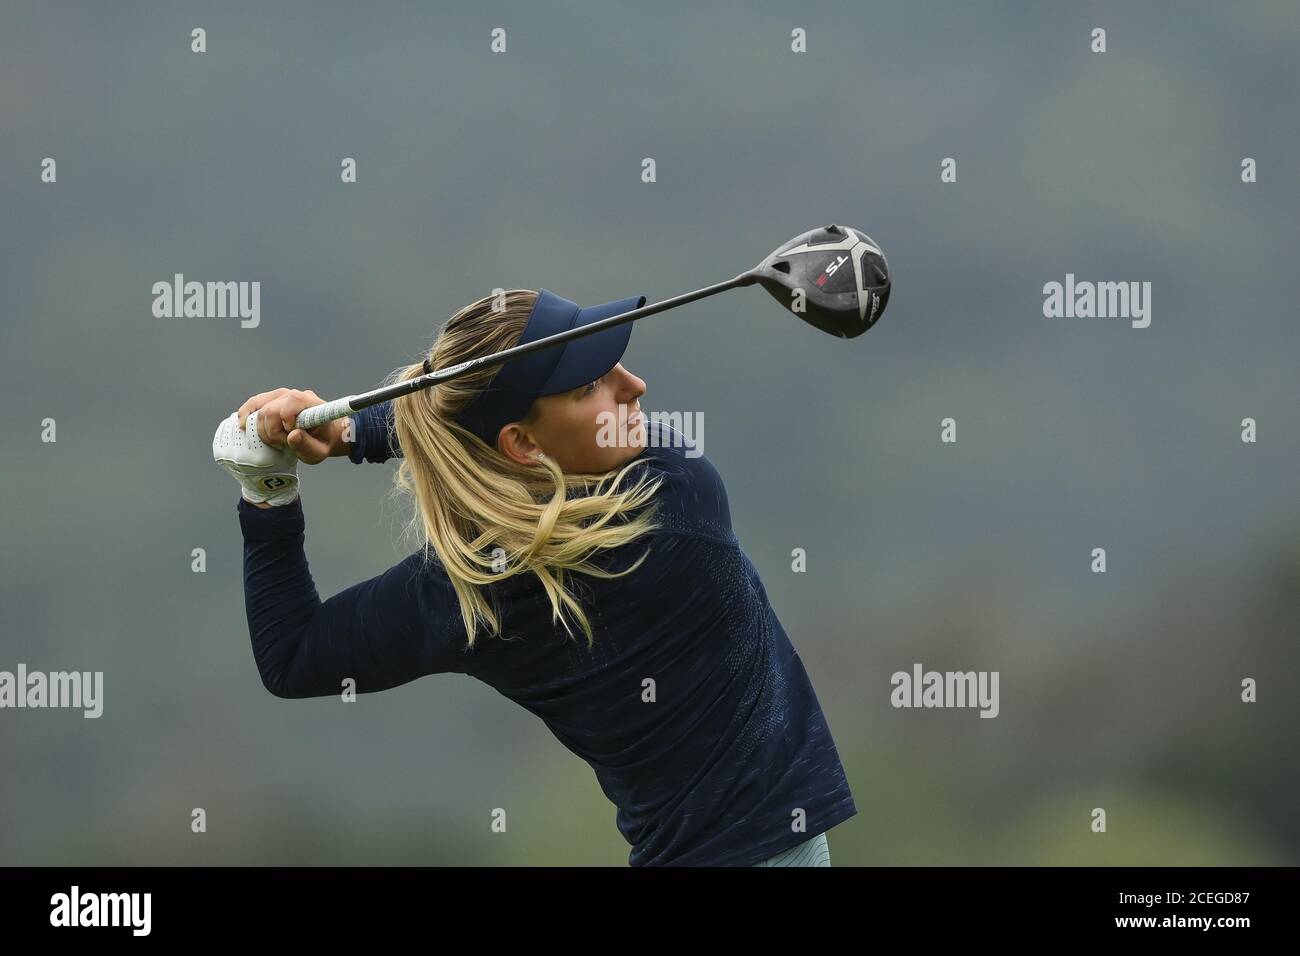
750,224,891,338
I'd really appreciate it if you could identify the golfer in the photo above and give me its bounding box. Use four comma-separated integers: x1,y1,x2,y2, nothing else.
215,288,856,866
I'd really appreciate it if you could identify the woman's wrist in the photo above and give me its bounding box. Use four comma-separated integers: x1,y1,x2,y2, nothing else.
330,419,353,457
244,494,298,510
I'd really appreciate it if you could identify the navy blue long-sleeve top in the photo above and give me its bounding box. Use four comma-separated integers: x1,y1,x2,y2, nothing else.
239,403,856,866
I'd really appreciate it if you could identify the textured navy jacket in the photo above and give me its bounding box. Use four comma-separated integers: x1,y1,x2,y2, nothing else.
238,403,856,865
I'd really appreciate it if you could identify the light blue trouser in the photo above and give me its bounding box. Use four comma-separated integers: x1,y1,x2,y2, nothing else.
751,832,831,867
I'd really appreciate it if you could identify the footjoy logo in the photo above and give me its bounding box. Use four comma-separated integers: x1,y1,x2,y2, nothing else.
890,663,1000,718
151,274,261,328
50,886,151,936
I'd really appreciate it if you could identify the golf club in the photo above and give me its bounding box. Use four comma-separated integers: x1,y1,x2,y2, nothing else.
290,224,891,432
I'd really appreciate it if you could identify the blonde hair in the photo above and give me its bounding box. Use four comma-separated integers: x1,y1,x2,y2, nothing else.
390,290,662,649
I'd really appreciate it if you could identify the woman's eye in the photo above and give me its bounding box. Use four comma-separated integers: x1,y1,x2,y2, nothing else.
584,378,600,395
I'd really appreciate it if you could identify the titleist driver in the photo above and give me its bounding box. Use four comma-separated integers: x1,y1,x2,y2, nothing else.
292,224,891,432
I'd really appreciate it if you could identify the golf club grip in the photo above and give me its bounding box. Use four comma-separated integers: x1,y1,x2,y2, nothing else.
295,396,358,431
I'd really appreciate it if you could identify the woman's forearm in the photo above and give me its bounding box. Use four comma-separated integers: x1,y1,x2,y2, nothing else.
238,497,461,698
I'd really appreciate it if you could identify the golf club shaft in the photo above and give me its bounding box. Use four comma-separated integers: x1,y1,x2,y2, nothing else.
293,273,756,431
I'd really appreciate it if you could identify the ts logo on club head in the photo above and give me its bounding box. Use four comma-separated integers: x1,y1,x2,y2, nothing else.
814,254,849,287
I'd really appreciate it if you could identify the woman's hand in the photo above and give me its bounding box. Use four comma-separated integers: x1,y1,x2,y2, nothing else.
235,388,351,464
212,412,300,506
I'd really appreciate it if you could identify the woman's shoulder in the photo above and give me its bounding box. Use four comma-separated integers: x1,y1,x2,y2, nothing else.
634,419,735,543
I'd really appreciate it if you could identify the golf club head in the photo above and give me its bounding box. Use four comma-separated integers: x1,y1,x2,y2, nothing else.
750,224,891,338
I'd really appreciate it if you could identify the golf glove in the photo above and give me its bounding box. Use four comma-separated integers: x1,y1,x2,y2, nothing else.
212,411,301,506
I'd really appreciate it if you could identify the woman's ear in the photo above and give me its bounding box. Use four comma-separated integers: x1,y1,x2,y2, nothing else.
497,423,543,466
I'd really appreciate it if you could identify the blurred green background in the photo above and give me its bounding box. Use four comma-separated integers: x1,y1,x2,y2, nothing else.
2,1,1297,865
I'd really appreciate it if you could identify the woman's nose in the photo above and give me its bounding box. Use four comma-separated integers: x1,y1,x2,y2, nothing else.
616,365,646,400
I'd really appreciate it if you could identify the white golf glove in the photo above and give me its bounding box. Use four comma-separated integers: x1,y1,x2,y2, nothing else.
212,411,301,506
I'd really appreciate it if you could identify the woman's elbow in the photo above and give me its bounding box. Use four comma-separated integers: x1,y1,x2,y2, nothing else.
257,669,315,700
